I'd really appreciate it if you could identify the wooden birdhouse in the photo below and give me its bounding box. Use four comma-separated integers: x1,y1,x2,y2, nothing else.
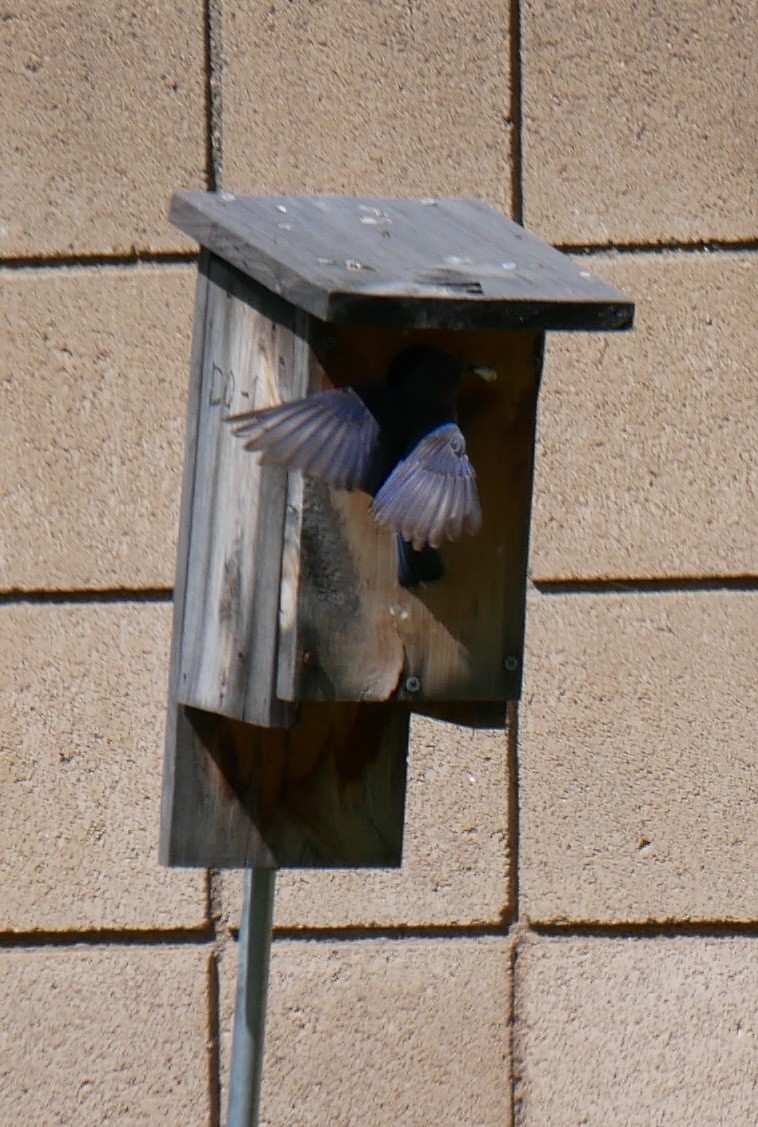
160,192,633,871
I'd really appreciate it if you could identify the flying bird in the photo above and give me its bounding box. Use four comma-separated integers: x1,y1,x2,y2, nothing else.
226,344,486,586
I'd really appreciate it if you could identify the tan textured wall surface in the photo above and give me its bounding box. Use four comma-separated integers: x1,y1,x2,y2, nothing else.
514,936,758,1126
220,938,512,1126
1,0,755,1123
0,603,206,931
531,252,758,579
0,267,193,590
223,0,513,211
3,1,206,257
0,946,213,1125
521,591,758,923
522,0,757,244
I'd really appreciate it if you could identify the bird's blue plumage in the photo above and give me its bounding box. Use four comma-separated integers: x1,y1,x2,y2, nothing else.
227,345,481,586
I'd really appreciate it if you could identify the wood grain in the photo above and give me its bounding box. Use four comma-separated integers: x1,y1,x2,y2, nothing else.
161,250,214,866
175,257,306,727
161,216,554,864
161,257,410,867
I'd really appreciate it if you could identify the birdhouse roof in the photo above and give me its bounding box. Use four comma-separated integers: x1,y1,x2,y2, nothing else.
171,191,633,332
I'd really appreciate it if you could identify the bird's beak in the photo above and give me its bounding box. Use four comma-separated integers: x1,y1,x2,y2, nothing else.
470,364,498,383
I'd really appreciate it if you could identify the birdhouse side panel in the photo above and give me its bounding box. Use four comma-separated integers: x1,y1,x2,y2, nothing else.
175,256,308,727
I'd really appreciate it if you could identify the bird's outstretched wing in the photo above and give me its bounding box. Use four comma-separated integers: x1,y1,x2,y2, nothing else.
226,388,381,491
370,423,482,550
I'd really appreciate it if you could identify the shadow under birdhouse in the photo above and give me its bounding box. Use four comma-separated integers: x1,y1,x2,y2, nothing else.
169,698,506,869
175,701,409,868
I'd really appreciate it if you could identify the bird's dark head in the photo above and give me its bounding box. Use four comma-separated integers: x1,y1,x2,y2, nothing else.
387,345,464,394
387,345,496,395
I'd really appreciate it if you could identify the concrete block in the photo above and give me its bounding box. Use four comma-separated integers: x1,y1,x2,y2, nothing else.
531,252,758,580
520,591,758,922
220,713,511,929
522,0,757,244
0,603,207,932
220,936,512,1126
223,0,513,211
3,1,206,257
514,935,758,1126
0,265,194,590
0,945,212,1125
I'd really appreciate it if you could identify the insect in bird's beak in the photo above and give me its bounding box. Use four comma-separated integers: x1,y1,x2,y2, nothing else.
470,364,498,383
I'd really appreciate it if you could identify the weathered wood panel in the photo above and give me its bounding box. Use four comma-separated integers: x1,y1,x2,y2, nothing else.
162,705,278,867
175,255,307,727
161,250,215,866
170,192,634,332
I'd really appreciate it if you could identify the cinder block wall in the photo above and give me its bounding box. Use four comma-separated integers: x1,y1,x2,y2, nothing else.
2,2,755,1123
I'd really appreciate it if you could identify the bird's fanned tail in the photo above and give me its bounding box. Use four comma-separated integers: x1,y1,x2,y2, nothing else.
396,537,445,586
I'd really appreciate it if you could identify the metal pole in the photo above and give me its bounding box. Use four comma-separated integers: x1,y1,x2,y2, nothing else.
227,867,276,1127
